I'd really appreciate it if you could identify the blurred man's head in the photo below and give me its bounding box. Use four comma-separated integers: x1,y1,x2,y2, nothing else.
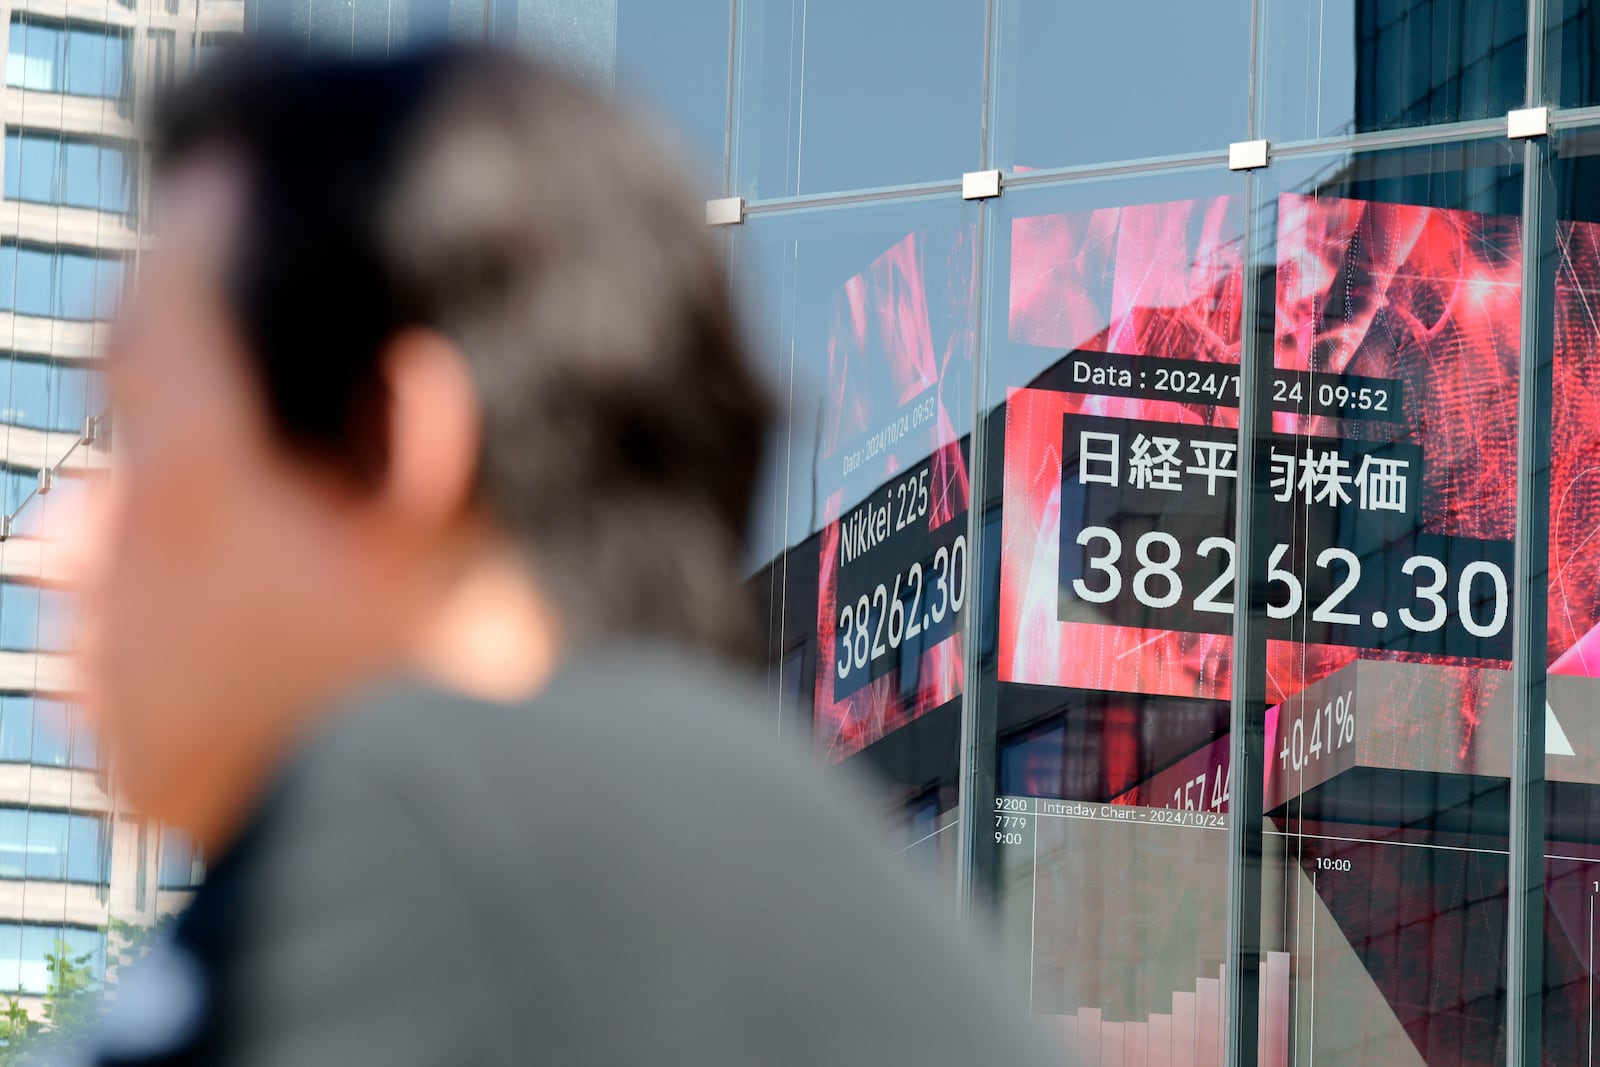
83,46,770,844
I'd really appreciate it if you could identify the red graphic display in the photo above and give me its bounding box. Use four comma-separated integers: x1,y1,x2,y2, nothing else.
999,194,1523,765
812,226,975,760
1001,196,1246,701
994,190,1561,1067
1549,219,1600,675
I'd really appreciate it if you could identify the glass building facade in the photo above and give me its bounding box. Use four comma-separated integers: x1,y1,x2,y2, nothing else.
137,0,1600,1064
0,0,239,1038
689,2,1600,1065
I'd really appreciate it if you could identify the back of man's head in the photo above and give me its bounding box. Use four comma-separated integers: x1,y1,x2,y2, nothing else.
155,45,771,651
84,45,771,843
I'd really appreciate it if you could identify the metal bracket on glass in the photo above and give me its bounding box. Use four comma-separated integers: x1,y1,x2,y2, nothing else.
0,515,12,542
1228,139,1270,171
37,468,52,495
1508,107,1550,140
961,170,1002,201
705,197,745,226
82,415,98,448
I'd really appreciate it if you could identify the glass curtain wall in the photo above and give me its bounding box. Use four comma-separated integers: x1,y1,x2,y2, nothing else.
0,0,242,1036
721,1,1598,1066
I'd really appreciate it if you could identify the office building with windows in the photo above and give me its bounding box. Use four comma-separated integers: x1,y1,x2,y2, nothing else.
0,0,238,1026
133,0,1600,1063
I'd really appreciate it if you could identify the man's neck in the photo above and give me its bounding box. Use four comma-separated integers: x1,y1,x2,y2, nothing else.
407,540,559,704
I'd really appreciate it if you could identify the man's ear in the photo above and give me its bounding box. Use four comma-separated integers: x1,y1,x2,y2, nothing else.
381,329,482,530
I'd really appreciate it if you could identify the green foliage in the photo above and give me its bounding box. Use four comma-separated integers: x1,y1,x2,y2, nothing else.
108,915,173,975
0,916,172,1065
41,939,99,1036
0,995,42,1063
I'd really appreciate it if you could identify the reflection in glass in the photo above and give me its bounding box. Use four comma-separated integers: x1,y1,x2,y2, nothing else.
989,0,1250,172
0,924,103,995
243,0,728,185
976,169,1244,1065
614,0,730,188
0,355,98,434
1251,140,1521,1067
1260,0,1524,144
4,17,128,100
0,583,74,653
0,808,108,884
0,697,94,769
739,197,976,883
158,828,204,891
0,243,123,321
732,0,983,199
1540,125,1600,1064
1547,0,1600,109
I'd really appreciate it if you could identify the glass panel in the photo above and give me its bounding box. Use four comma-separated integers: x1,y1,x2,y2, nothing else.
63,26,106,97
6,20,63,93
305,0,356,55
498,0,615,87
32,700,69,767
0,471,29,516
0,810,26,879
0,245,13,310
4,131,18,200
56,249,95,319
60,139,98,209
0,925,22,995
973,166,1245,1064
1259,0,1525,144
24,811,67,881
348,0,398,54
1247,138,1521,1066
0,583,40,650
737,195,977,890
7,358,53,430
65,815,104,883
18,925,103,994
95,254,123,319
4,23,26,89
16,132,60,204
13,359,42,432
0,697,32,763
197,32,241,68
1545,0,1598,108
55,364,88,432
1541,123,1600,1063
99,141,129,213
146,29,175,92
69,709,96,770
614,0,729,190
12,245,53,318
18,927,55,995
732,0,984,199
103,26,125,98
158,828,201,889
989,0,1251,173
38,590,73,653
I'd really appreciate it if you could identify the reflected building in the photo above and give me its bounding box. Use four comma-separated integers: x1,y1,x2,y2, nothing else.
738,1,1600,1065
0,0,239,1025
